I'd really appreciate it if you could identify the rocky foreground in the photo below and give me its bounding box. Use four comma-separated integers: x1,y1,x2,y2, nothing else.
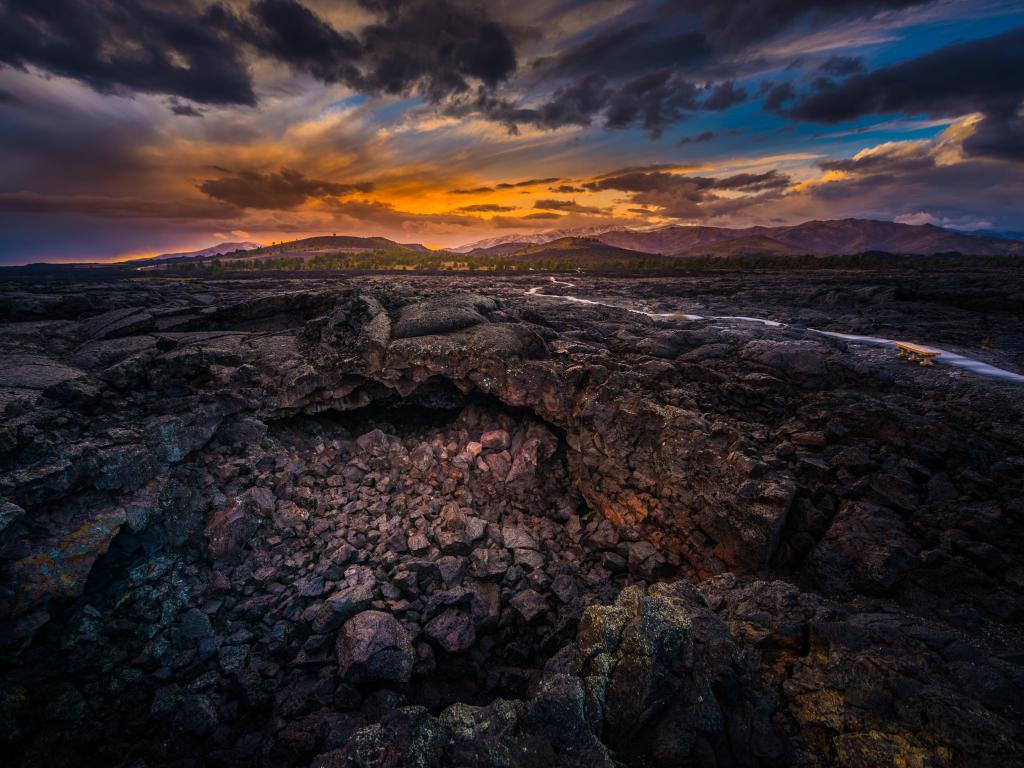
1,271,1023,767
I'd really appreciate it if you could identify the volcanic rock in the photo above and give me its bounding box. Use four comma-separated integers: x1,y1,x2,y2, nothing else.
424,608,476,653
336,611,414,684
2,271,1023,767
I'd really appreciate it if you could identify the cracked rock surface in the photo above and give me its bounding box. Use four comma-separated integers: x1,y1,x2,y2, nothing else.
1,272,1023,767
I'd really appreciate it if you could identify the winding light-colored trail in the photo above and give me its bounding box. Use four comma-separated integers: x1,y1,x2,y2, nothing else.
526,278,1024,384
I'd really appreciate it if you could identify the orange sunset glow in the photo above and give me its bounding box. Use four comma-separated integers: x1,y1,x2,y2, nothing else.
1,1,1023,263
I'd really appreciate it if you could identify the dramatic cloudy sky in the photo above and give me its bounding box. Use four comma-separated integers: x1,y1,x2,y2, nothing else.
1,0,1023,263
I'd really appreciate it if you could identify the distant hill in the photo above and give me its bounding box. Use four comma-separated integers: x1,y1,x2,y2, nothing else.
599,226,733,254
246,235,429,256
765,220,1024,256
130,220,1024,274
504,237,671,265
463,241,533,256
132,235,432,270
149,241,260,261
460,241,532,257
610,220,1024,256
674,235,810,258
453,219,1024,257
598,220,1024,256
449,225,630,254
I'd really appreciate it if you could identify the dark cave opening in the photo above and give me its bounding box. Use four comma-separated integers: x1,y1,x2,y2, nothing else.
6,379,638,767
300,375,570,443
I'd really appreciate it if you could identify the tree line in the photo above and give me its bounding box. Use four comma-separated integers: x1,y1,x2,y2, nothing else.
145,248,1024,276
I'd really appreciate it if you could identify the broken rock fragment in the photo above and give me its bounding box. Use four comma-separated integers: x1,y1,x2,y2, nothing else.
336,610,414,684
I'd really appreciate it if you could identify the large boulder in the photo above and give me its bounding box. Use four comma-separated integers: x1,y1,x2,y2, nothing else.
1,509,127,643
740,338,831,377
311,572,378,634
700,576,1024,768
204,486,273,559
316,707,450,768
391,295,491,339
0,500,25,534
424,608,475,653
316,582,789,768
803,501,920,594
0,354,84,390
574,582,788,767
336,610,414,684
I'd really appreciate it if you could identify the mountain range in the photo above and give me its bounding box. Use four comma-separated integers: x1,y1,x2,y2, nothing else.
447,224,632,253
148,241,261,261
456,219,1024,257
141,219,1024,267
673,235,809,259
147,236,429,265
245,235,431,254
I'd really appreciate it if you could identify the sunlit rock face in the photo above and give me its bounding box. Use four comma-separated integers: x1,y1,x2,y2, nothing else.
1,273,1023,766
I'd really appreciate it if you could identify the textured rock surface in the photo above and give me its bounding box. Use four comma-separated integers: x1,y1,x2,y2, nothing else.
1,271,1022,766
336,610,414,684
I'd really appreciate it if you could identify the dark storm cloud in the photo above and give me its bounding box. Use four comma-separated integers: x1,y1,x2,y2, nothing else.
0,0,983,149
788,26,1024,122
805,153,1024,210
10,0,918,141
533,2,920,80
170,102,204,117
676,129,741,146
354,0,517,100
551,184,586,193
678,130,715,145
585,169,788,193
247,0,362,85
519,0,934,134
0,0,256,105
819,55,864,76
534,74,612,129
447,0,914,136
456,203,515,212
589,163,692,178
667,0,928,47
784,26,1024,164
462,68,741,138
197,169,373,209
448,186,494,194
533,21,711,80
819,148,935,174
760,82,795,111
0,76,162,194
495,178,562,189
0,88,21,105
701,80,745,110
716,171,791,191
446,178,560,192
962,116,1024,163
245,0,518,101
523,212,561,219
0,0,517,107
532,199,604,214
604,71,701,137
446,176,562,192
461,69,705,138
447,78,611,133
585,169,791,218
0,191,239,219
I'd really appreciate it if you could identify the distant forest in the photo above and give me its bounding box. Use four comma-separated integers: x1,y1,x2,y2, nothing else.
150,248,1024,275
